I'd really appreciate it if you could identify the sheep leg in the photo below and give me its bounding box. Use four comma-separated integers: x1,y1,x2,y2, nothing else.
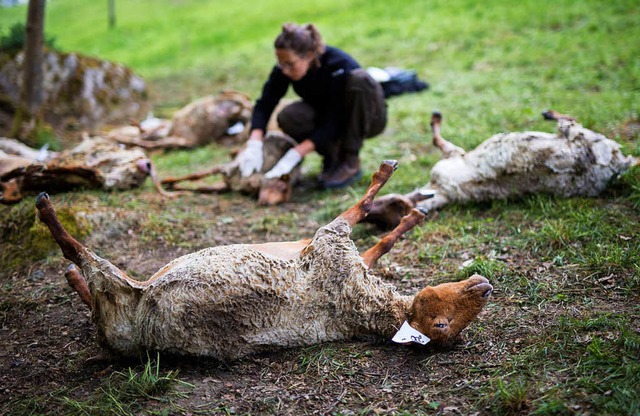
431,112,466,158
142,159,186,197
405,188,437,205
361,208,427,268
65,264,93,310
35,192,92,267
110,134,192,150
161,165,225,187
36,192,141,293
338,160,398,226
162,182,230,193
160,164,230,193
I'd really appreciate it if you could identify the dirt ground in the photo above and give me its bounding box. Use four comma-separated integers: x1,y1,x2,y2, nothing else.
0,173,638,415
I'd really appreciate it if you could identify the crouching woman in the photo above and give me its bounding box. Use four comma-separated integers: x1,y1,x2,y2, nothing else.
237,23,387,188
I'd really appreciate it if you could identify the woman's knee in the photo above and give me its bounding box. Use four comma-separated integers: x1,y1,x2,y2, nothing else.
277,101,316,140
346,68,378,92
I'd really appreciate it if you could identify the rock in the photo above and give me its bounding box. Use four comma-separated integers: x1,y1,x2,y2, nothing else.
0,49,148,130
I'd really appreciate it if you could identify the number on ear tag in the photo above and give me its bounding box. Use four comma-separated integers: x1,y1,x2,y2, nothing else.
391,321,430,345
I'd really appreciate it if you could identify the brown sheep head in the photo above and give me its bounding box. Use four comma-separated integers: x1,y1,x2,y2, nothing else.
258,175,293,206
408,274,492,345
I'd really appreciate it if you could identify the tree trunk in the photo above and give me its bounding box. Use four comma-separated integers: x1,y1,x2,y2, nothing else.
108,0,116,29
21,0,46,115
11,0,46,144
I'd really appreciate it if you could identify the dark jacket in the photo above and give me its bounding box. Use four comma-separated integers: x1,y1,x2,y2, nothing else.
251,46,360,148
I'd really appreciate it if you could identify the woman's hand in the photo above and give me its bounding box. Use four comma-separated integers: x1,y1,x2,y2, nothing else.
264,148,302,179
237,131,265,177
263,139,315,179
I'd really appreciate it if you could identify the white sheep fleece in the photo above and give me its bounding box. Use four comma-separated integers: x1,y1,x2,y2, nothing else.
420,120,635,210
84,217,411,360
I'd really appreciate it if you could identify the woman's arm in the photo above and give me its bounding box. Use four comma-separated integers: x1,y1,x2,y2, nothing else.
249,128,265,141
294,139,316,157
251,67,290,134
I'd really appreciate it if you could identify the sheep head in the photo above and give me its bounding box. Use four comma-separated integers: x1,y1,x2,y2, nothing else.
363,193,415,229
258,176,292,206
408,274,492,345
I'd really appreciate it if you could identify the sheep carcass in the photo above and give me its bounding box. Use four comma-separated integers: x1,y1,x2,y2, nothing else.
160,131,302,206
107,90,253,149
36,160,492,361
366,111,638,228
0,135,171,204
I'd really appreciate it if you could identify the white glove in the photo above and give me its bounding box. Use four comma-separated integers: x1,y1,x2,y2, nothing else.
237,138,264,177
264,148,302,179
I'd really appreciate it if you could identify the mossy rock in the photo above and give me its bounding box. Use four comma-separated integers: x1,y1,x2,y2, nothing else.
0,200,92,273
0,49,149,134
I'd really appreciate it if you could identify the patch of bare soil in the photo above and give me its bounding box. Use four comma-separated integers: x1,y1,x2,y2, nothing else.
0,181,638,415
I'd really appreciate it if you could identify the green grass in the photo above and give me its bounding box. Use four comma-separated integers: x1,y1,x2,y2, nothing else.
68,354,193,415
3,0,639,136
484,313,640,415
8,353,193,416
2,0,639,183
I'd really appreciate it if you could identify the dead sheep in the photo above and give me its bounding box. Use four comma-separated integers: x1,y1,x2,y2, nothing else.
160,130,302,206
0,135,173,204
36,160,492,361
107,90,253,149
366,111,638,228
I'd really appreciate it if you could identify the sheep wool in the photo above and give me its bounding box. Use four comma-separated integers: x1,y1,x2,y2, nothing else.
422,120,635,211
84,218,410,360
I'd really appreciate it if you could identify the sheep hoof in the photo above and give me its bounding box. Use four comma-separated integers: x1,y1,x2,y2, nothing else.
418,189,436,198
382,160,398,171
417,207,429,216
541,110,555,120
431,111,443,125
36,192,50,208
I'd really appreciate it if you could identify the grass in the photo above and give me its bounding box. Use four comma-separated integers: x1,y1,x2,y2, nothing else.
296,345,372,380
1,0,639,414
8,353,193,416
485,313,640,415
61,355,192,415
3,0,640,132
